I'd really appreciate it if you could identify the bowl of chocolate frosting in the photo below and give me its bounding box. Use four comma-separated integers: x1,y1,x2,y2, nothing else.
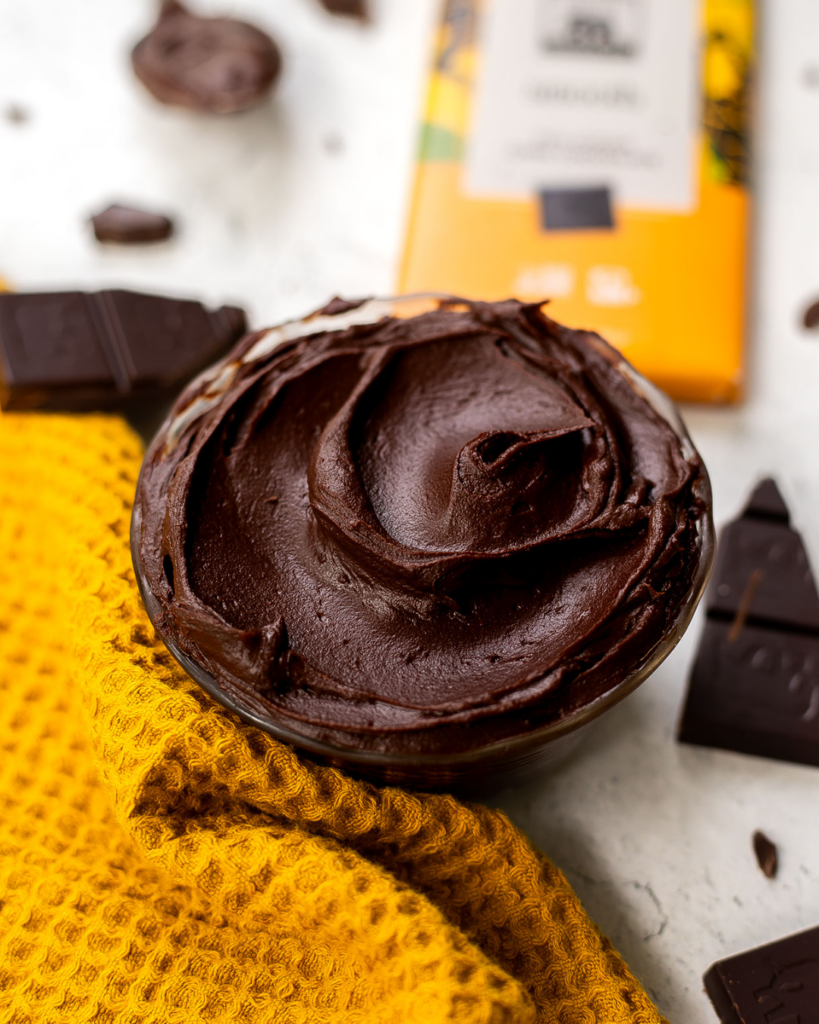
132,295,714,789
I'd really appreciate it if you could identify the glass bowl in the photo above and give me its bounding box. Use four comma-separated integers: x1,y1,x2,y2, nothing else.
131,294,715,792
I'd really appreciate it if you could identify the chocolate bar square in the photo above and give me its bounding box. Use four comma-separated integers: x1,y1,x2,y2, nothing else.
705,925,819,1022
680,619,819,767
0,293,121,405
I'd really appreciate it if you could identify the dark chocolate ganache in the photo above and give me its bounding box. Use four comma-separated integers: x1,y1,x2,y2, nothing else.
134,298,707,756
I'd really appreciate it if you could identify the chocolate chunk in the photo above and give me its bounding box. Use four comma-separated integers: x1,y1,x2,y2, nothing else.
91,204,174,244
706,479,819,633
704,926,819,1022
318,0,368,19
132,1,282,114
681,620,819,766
0,290,246,412
803,299,819,329
752,831,778,879
744,478,791,523
678,479,819,767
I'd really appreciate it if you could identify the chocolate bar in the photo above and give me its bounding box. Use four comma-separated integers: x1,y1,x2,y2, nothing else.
704,925,819,1022
91,204,174,244
0,290,246,412
678,479,819,767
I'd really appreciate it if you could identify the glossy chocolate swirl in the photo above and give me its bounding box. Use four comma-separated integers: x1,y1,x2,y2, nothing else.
134,299,707,755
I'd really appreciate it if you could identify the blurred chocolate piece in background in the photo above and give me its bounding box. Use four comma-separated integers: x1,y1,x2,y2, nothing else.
4,103,29,125
132,1,282,114
318,0,368,20
0,290,246,412
91,204,174,244
802,298,819,329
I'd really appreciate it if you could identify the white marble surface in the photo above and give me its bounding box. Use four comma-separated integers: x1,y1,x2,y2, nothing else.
2,1,819,1021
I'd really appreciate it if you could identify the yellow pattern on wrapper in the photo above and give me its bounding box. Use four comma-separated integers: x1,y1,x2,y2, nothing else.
0,412,668,1024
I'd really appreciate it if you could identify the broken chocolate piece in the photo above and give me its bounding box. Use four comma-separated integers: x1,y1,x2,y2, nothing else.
744,478,791,523
704,926,819,1022
0,290,246,412
318,0,368,19
132,1,282,114
679,479,819,766
707,479,819,633
752,831,778,879
681,620,819,766
91,204,174,244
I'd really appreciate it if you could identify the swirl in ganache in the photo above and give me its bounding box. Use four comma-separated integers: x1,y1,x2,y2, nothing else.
136,299,706,755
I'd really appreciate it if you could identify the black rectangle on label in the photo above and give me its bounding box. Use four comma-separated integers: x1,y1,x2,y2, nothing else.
539,187,614,231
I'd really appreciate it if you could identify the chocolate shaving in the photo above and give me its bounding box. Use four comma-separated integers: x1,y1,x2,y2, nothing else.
752,830,778,878
727,568,763,643
91,204,174,244
318,296,368,316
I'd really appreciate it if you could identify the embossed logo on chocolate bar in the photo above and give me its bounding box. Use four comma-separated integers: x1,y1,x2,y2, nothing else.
753,958,819,1021
719,633,819,722
15,297,100,369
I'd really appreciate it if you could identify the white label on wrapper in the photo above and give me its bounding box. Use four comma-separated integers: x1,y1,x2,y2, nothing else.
465,0,700,213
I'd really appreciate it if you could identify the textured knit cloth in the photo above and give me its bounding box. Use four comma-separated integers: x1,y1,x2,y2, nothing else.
0,412,668,1024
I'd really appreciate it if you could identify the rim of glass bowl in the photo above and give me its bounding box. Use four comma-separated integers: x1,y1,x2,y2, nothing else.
130,294,715,773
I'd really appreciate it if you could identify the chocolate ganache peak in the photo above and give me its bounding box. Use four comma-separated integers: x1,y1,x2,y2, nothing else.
134,297,707,756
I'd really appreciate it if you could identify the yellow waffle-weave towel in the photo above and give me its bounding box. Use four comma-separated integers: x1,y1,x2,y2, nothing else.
0,412,667,1024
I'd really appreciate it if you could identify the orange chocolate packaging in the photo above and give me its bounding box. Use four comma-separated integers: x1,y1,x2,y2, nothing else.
400,0,753,403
